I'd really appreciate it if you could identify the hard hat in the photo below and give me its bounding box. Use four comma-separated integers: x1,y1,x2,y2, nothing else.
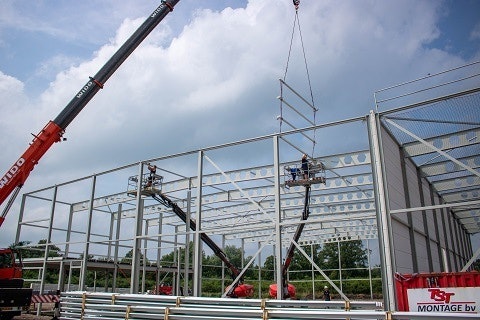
324,285,328,289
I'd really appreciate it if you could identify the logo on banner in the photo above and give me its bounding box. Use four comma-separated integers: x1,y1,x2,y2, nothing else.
408,287,479,313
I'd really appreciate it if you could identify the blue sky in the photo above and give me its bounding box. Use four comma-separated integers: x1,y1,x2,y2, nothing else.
0,0,479,254
0,0,248,95
429,0,480,59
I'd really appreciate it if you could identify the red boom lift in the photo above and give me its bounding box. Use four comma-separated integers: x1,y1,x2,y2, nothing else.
152,192,254,298
0,2,180,318
127,174,254,298
269,160,325,299
269,184,312,299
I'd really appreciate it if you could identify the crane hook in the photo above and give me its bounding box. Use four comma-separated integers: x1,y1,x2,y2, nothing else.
293,0,300,10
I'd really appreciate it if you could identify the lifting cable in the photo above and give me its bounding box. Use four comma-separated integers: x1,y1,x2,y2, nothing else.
279,0,317,158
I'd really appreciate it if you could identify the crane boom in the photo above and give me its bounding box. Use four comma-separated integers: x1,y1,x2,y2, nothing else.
0,0,180,227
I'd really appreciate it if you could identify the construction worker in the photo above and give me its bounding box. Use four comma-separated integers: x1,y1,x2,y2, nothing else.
286,166,301,181
323,285,331,301
145,164,157,187
301,154,309,179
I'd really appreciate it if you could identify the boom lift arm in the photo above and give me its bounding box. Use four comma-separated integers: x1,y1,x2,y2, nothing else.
269,184,312,299
151,192,253,297
281,185,311,298
0,0,180,227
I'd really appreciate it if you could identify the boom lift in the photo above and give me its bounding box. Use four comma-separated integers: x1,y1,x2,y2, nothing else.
269,158,325,299
269,184,311,299
0,2,180,318
127,173,254,298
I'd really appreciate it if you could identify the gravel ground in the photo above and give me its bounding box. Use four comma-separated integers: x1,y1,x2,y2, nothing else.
12,303,56,320
13,315,52,320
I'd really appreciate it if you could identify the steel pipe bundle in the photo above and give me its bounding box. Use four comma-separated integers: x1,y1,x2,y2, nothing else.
60,292,477,320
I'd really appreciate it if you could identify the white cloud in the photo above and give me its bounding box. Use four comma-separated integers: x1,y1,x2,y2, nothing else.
33,54,82,80
0,72,32,146
0,71,23,96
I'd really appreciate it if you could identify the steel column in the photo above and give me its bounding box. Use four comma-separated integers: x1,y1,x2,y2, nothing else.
141,220,149,293
184,189,191,296
156,209,163,294
273,135,283,300
193,151,203,296
131,163,145,293
37,185,58,316
112,204,122,292
80,175,97,291
417,168,433,271
400,148,418,272
367,110,396,311
14,194,27,244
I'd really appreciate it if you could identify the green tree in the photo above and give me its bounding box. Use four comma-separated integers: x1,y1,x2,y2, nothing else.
262,255,276,281
121,249,145,264
318,240,368,278
11,240,62,258
158,243,197,285
289,244,321,279
10,240,62,285
472,259,480,272
160,242,196,267
203,245,254,279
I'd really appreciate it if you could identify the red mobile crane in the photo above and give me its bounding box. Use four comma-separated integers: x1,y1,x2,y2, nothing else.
0,2,179,318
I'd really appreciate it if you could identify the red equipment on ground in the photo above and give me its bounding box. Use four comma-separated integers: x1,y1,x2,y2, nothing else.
228,283,255,298
155,283,174,295
268,283,296,299
128,173,255,298
0,248,32,320
269,158,326,299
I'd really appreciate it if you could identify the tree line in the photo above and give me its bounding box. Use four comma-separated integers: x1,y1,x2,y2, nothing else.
11,240,381,298
12,239,383,299
12,237,480,299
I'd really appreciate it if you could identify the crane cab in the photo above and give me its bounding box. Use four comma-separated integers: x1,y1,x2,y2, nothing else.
0,249,23,280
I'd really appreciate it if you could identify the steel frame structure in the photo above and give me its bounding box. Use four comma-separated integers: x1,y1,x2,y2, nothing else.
13,69,479,312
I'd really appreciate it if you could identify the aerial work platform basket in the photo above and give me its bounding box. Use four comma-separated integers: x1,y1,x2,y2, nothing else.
284,159,326,188
127,171,163,197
